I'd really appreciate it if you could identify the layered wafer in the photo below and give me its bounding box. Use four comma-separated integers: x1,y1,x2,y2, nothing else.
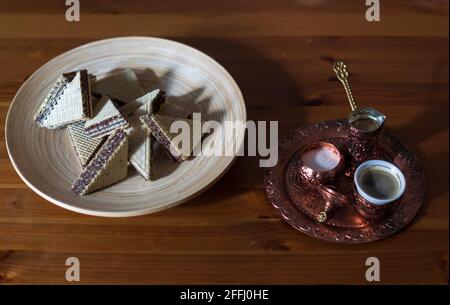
140,114,202,162
120,89,166,116
84,96,129,138
124,89,168,180
34,70,92,129
67,121,105,167
91,68,144,102
71,128,129,195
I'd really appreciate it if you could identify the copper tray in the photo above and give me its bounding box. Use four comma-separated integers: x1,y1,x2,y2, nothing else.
264,120,425,243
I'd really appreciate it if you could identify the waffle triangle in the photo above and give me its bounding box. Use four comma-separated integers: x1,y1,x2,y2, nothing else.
71,129,129,195
125,90,166,180
140,114,202,162
120,89,192,119
91,68,144,102
120,89,166,116
67,121,105,167
35,70,92,129
84,96,129,138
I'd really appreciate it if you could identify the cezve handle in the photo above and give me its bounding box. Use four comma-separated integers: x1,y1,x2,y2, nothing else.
333,61,358,112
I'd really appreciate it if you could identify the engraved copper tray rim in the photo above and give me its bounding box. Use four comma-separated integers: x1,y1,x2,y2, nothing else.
264,119,425,244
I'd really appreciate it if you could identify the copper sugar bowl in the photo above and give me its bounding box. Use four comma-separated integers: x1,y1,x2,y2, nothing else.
298,141,345,186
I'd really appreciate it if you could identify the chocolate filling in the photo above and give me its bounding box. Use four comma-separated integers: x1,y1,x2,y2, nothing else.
80,69,92,118
35,70,91,126
35,78,71,125
86,120,128,138
71,129,127,194
140,115,184,162
68,122,106,167
85,115,127,137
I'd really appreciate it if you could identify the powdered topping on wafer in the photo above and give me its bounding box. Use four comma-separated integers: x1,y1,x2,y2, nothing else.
34,69,92,129
84,96,129,138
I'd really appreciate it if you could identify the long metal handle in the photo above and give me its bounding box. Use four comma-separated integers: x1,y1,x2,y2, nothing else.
333,61,357,112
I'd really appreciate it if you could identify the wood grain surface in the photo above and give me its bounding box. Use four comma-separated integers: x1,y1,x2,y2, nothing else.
0,0,448,284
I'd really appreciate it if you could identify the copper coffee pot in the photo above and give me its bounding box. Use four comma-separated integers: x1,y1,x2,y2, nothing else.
333,61,386,165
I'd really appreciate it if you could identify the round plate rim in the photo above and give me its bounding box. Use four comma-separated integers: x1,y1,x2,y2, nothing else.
264,119,425,243
5,36,246,217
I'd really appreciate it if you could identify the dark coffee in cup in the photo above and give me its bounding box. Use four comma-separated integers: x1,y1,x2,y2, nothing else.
359,166,400,200
353,160,406,220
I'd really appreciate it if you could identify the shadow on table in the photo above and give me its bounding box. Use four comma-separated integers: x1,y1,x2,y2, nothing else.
174,37,448,232
396,104,449,222
395,56,449,222
171,37,312,191
175,37,310,109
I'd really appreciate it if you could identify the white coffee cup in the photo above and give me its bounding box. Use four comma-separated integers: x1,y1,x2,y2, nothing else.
354,160,406,205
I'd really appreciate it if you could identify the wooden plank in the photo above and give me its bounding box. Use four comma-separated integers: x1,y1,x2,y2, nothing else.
0,0,447,285
0,37,447,105
0,0,448,17
0,251,447,284
0,187,447,255
0,10,447,40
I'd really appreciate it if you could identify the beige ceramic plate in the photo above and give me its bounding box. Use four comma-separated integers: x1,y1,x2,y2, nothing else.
6,37,246,217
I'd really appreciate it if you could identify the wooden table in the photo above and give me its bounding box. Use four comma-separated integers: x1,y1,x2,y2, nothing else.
0,0,448,284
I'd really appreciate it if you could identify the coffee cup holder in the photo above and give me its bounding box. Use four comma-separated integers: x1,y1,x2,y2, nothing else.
267,120,424,243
